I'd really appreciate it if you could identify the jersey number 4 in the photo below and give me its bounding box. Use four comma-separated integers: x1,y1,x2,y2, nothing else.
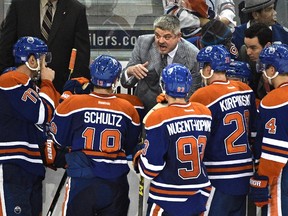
265,118,276,134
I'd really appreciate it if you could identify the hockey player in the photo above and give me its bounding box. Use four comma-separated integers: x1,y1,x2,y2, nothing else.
0,36,59,215
59,74,145,122
189,45,257,215
249,44,288,216
226,60,259,216
48,55,141,216
135,63,212,216
226,60,252,83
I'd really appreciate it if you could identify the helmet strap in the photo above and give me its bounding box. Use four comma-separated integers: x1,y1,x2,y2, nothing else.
25,59,40,71
112,79,120,94
263,70,278,86
25,59,41,81
200,68,214,86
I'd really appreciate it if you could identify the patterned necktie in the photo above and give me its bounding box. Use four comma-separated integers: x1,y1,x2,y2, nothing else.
161,54,168,70
41,1,53,42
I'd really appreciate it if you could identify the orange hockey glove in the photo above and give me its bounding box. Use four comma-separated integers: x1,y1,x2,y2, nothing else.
156,93,168,103
41,140,69,170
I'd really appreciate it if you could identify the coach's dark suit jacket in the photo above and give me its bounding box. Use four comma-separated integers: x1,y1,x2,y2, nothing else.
120,34,201,113
0,0,90,93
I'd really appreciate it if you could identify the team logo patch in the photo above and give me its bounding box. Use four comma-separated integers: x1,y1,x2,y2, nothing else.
230,45,239,58
50,122,58,134
205,46,213,53
14,206,21,214
167,67,173,75
268,46,276,54
27,36,34,44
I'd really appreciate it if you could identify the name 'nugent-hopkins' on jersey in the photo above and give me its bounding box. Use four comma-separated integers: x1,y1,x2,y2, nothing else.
138,102,212,215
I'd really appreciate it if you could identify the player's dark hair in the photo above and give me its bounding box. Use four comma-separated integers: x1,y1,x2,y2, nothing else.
244,23,272,47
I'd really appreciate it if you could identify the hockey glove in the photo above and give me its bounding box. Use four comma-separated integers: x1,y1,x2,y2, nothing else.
132,141,145,174
156,93,168,103
249,174,271,207
60,77,93,102
40,139,69,170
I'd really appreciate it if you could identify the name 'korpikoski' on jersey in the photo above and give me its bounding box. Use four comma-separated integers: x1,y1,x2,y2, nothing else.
84,111,122,127
219,94,251,112
167,118,211,136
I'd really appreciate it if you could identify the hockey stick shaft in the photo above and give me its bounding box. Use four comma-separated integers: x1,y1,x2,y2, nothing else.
46,48,77,216
138,102,167,215
138,124,146,216
46,171,68,216
67,48,77,80
138,175,144,216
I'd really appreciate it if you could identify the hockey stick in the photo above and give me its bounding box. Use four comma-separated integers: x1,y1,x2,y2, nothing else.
138,122,146,216
138,175,145,216
138,102,168,215
67,48,89,90
138,112,149,216
46,171,67,216
46,48,77,216
67,48,77,80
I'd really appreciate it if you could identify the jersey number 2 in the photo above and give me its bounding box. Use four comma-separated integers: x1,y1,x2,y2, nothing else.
223,111,248,155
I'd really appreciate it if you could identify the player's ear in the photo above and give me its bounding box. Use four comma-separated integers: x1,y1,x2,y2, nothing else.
270,65,277,75
264,42,271,48
27,55,37,67
252,11,260,20
205,65,212,74
176,32,182,42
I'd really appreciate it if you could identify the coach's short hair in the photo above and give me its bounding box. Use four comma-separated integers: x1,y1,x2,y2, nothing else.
153,15,181,35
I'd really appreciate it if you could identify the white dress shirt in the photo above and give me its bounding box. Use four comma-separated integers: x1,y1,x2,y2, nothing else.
40,0,58,28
